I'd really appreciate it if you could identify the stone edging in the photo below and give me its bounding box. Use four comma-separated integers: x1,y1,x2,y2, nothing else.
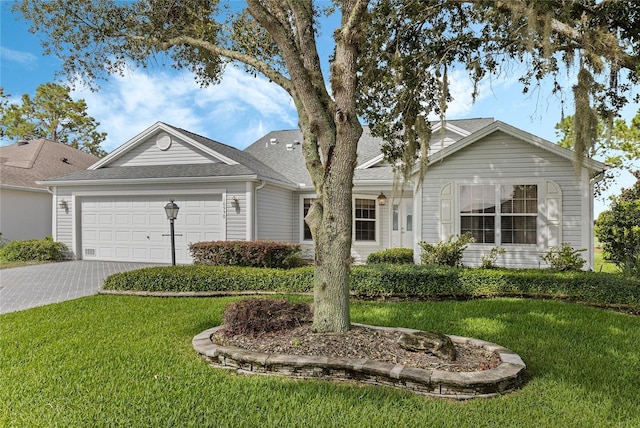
193,323,527,399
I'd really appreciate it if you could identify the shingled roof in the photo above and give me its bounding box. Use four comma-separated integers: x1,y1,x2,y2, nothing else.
0,139,99,190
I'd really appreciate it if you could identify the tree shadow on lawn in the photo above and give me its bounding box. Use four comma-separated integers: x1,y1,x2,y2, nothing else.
350,298,640,402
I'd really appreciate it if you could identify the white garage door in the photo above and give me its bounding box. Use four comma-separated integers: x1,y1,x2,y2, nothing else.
80,194,224,263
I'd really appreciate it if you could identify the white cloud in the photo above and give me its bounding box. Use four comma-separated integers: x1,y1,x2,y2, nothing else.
71,64,298,152
0,46,38,68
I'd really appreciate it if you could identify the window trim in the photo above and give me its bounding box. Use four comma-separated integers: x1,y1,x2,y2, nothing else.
298,194,380,245
353,196,379,244
457,182,540,246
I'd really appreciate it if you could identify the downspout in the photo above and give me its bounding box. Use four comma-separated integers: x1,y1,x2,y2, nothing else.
252,180,267,241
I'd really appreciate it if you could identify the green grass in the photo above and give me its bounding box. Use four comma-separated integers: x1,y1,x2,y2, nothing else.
2,296,639,427
594,248,619,273
0,260,52,269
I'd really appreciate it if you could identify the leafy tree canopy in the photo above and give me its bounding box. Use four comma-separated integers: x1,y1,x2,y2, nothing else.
556,109,640,195
13,0,640,332
0,83,107,157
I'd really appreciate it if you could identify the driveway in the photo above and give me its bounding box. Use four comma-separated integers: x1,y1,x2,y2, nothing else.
0,260,161,314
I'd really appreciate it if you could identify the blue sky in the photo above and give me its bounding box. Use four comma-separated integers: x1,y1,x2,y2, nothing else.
1,4,638,216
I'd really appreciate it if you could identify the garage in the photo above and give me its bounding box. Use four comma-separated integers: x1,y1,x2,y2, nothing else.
80,194,224,264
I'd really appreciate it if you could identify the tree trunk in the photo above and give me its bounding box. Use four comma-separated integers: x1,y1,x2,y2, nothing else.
310,122,362,333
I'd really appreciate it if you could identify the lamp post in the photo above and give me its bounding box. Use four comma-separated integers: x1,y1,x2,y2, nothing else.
164,200,180,265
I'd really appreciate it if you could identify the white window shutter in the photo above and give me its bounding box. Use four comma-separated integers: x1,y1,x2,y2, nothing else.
440,183,454,240
544,180,562,247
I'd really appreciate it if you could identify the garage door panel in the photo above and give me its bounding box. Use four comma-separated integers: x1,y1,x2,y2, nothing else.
81,194,223,263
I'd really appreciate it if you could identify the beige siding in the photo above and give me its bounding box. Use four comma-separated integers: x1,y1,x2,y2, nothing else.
420,130,587,269
256,184,294,242
110,136,215,167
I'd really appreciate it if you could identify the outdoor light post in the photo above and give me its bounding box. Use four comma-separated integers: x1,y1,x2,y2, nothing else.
164,200,180,266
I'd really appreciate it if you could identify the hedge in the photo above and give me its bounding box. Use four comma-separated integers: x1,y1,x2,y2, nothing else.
189,240,302,268
103,264,640,308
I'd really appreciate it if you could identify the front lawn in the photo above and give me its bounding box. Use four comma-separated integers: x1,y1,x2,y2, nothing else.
1,296,639,427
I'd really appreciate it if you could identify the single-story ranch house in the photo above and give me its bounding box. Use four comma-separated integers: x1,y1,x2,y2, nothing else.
40,118,606,269
0,139,98,241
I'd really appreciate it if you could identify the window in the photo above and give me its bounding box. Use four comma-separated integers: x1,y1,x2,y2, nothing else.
303,198,314,240
460,185,496,243
301,197,378,242
355,198,376,241
500,185,537,244
460,184,537,245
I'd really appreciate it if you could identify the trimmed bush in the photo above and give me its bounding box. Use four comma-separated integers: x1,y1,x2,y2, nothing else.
366,248,414,264
220,298,312,337
189,240,303,269
103,264,640,308
0,236,68,262
540,243,587,271
103,265,315,293
419,233,475,267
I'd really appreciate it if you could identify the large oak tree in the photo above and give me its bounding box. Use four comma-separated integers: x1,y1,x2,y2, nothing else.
16,0,640,332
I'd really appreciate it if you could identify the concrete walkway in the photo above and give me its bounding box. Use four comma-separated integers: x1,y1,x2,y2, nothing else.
0,260,160,314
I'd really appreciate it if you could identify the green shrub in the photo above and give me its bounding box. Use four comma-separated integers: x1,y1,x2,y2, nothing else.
419,233,475,267
595,171,640,275
366,248,414,264
103,264,640,309
219,298,312,337
189,240,303,268
481,247,506,269
540,243,587,271
0,236,68,262
103,265,315,293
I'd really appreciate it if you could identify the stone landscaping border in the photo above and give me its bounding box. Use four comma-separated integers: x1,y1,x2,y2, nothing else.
193,323,527,399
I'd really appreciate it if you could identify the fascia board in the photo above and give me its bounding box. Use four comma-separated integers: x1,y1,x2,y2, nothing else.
1,183,49,193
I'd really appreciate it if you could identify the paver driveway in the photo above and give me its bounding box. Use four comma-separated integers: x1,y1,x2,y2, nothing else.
0,260,160,314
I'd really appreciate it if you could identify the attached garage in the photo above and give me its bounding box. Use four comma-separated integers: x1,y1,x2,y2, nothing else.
79,194,224,264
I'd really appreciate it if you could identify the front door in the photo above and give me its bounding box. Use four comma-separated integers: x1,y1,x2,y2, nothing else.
390,199,413,249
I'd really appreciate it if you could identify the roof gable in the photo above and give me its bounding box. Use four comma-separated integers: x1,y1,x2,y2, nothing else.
426,121,607,173
90,122,239,170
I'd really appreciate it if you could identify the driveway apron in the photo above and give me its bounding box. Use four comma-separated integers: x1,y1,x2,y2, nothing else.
0,260,159,314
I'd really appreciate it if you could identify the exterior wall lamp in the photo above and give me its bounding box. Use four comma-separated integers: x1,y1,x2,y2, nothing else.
59,199,68,209
164,200,180,265
377,192,387,206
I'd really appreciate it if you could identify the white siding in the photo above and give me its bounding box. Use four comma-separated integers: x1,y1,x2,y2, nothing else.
109,135,215,167
225,184,248,241
420,130,588,269
256,184,294,242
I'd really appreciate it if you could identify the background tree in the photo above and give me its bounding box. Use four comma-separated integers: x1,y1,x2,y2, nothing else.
0,83,107,157
595,170,640,275
15,0,640,333
555,110,640,196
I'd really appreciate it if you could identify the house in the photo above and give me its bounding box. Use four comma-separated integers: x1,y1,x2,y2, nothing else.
40,119,607,269
0,139,99,241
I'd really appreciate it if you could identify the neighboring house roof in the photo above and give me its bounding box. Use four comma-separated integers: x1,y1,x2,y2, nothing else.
0,139,99,191
44,122,294,186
